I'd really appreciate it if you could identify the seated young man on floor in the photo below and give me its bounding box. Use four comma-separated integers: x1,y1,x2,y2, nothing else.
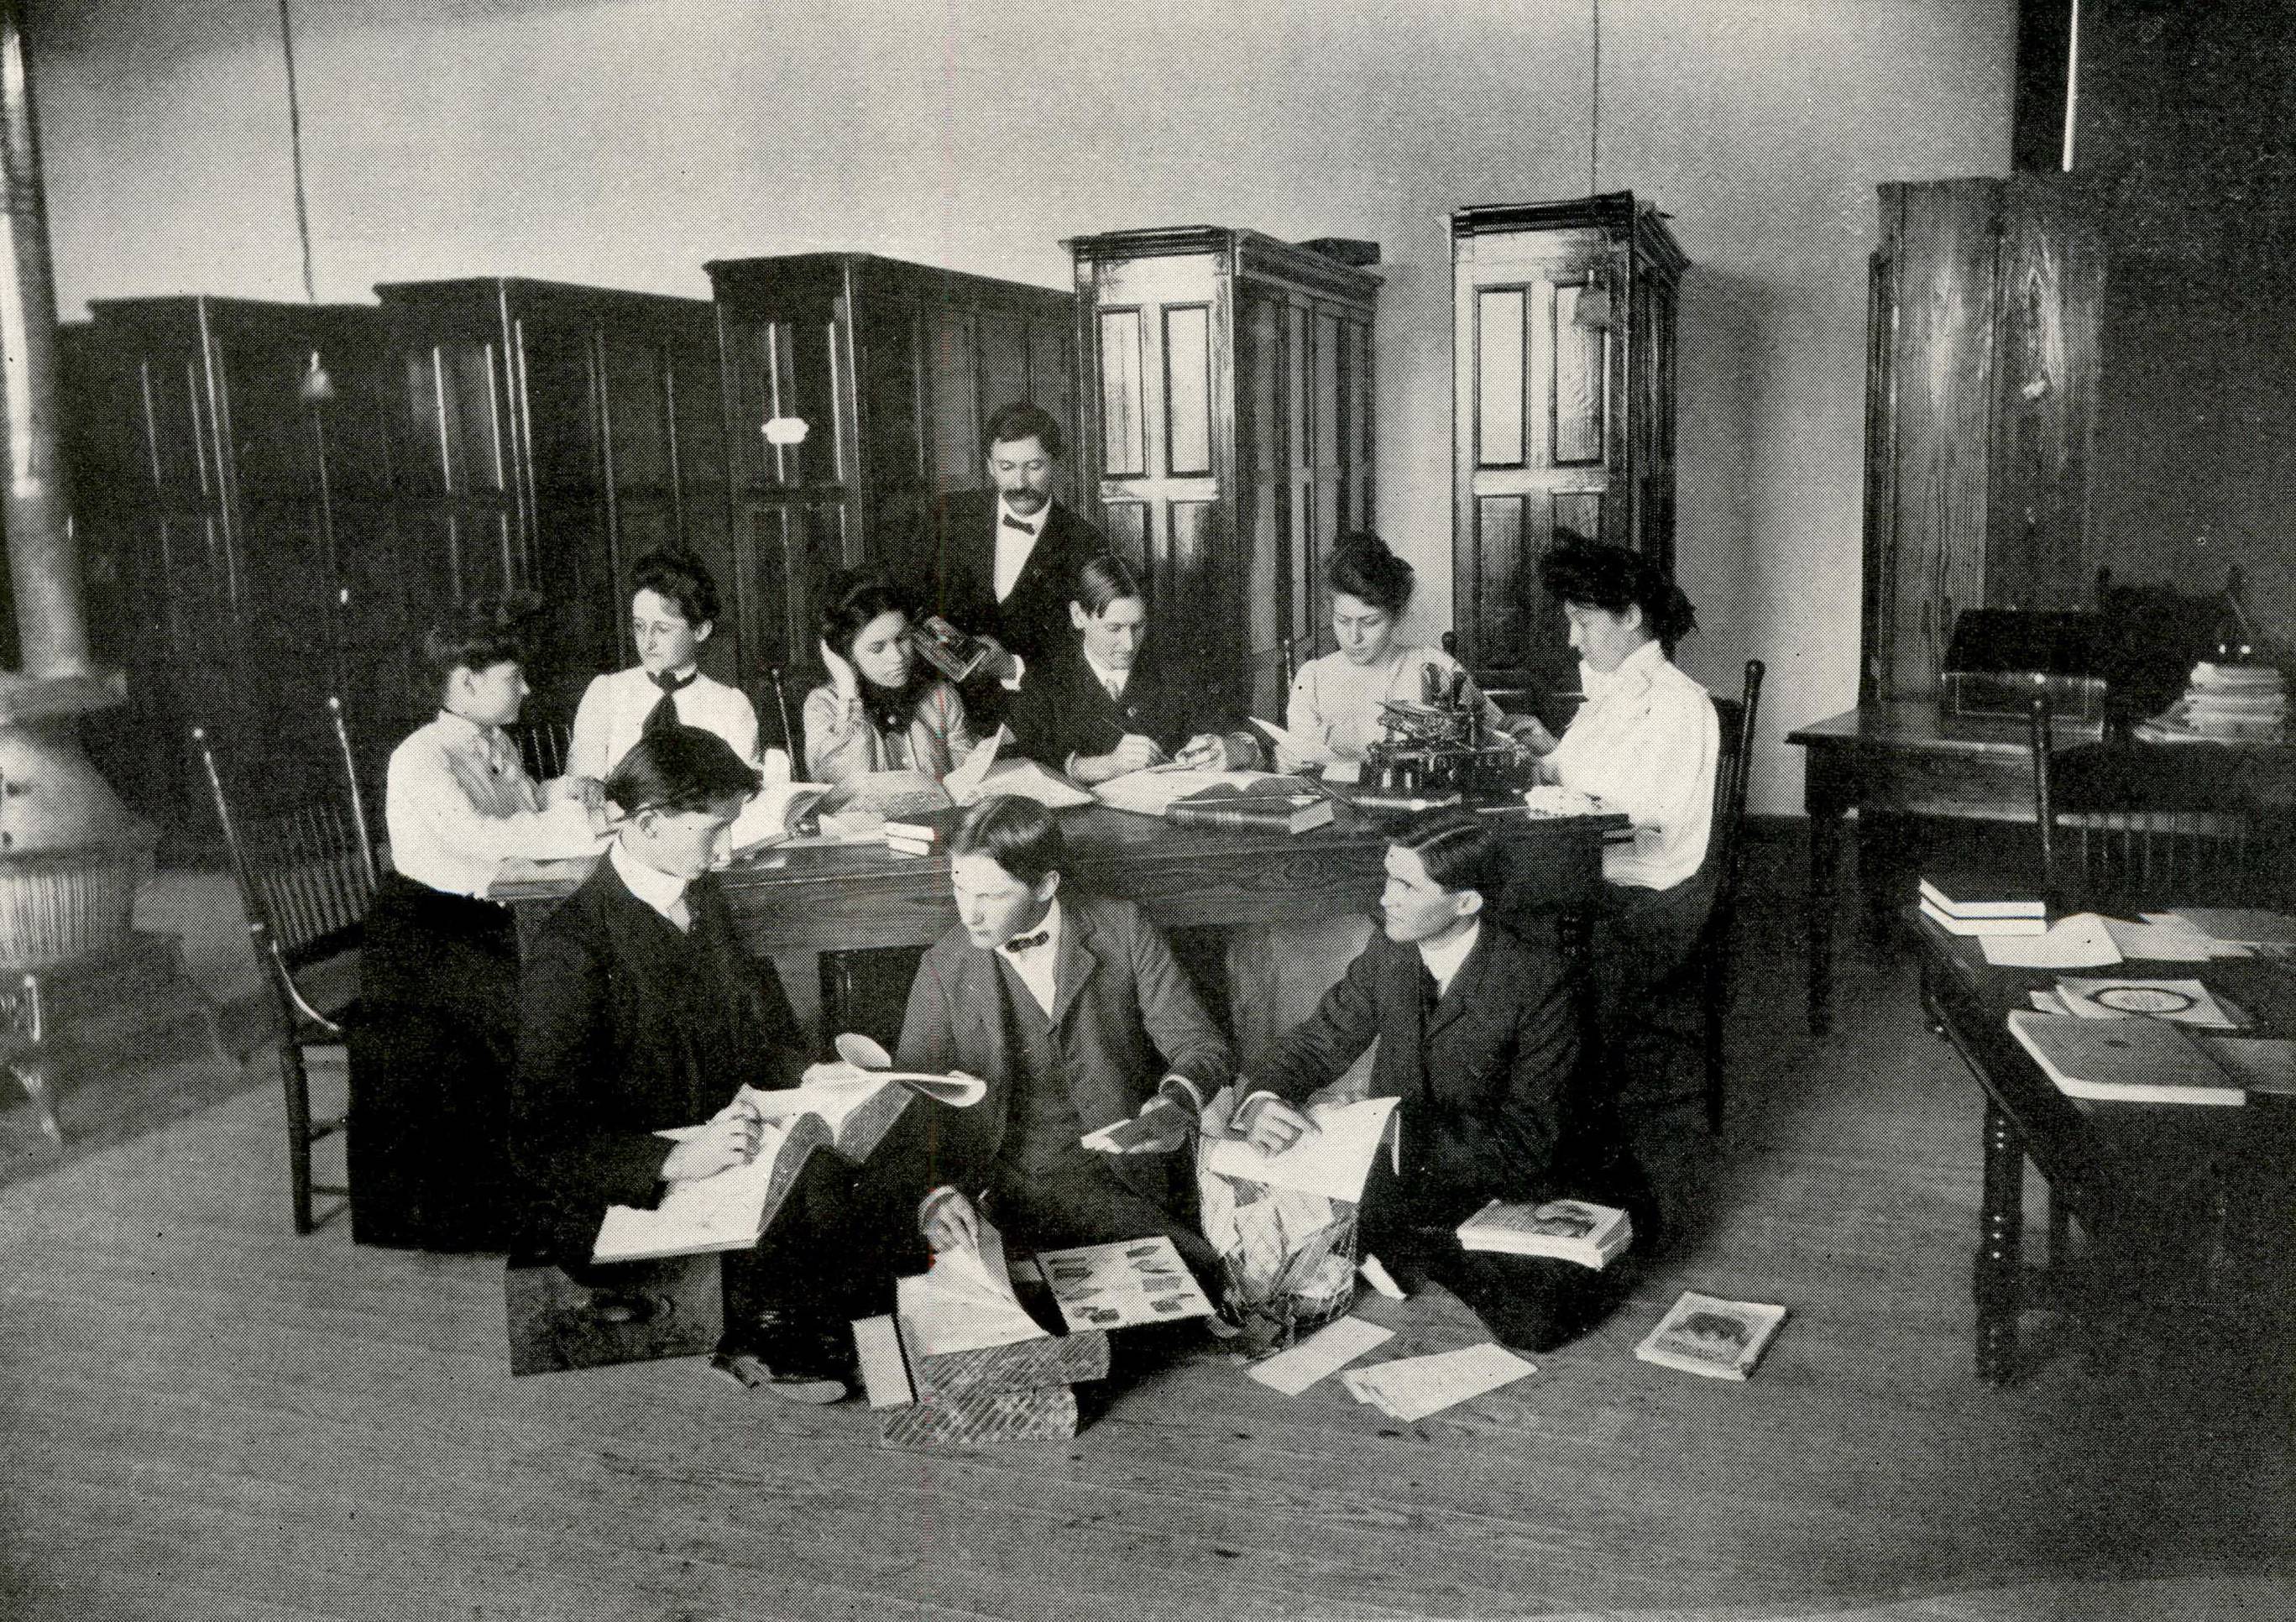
896,794,1232,1281
1234,809,1655,1354
510,726,923,1401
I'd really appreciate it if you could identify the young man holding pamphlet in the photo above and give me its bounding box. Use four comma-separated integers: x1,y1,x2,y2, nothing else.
511,727,925,1401
896,794,1235,1285
1233,810,1654,1353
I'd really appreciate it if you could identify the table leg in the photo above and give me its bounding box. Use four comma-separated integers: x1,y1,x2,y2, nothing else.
1974,1096,2025,1386
1807,808,1842,1035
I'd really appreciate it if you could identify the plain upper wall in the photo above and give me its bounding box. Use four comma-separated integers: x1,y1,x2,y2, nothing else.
31,0,2013,816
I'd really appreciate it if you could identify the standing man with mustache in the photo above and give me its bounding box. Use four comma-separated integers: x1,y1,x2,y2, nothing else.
908,400,1106,728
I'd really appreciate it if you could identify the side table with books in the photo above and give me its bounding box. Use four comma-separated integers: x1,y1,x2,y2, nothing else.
1914,906,2296,1384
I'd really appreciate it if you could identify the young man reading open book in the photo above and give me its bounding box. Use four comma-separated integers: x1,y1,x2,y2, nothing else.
1233,810,1655,1353
896,794,1232,1285
511,727,924,1400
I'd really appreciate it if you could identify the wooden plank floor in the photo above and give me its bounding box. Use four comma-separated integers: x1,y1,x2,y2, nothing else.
2,845,2291,1621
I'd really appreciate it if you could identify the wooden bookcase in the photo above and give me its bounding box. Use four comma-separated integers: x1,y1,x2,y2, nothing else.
703,253,1079,702
1450,194,1686,704
1068,227,1378,718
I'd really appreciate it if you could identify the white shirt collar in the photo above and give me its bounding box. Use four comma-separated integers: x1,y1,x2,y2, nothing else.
1080,646,1129,696
435,709,498,749
1581,637,1666,700
1002,896,1063,956
611,839,691,925
1417,918,1482,999
997,495,1048,538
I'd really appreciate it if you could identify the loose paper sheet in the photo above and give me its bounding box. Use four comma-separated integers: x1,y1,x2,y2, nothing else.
1201,1095,1399,1204
1980,913,2122,969
1034,1237,1216,1331
1340,1343,1536,1422
895,1217,1046,1358
1247,1316,1394,1396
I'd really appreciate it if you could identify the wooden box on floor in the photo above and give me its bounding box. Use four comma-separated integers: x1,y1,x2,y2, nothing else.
860,1312,1109,1447
504,1253,724,1377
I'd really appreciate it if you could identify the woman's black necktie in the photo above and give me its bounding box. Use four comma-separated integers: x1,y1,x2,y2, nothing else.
644,670,695,735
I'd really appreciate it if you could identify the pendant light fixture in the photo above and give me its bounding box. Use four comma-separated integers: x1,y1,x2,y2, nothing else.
1575,0,1614,332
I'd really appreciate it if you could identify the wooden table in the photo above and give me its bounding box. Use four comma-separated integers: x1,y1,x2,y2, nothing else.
495,803,1621,1053
1914,915,2296,1385
1789,704,2296,1034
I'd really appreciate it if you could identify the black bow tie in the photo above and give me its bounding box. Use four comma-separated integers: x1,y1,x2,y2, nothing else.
1002,514,1035,533
1003,929,1049,955
643,670,696,736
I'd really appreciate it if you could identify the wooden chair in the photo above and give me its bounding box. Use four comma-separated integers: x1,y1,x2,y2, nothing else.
1696,660,1765,1136
2028,698,2287,914
508,719,571,783
195,697,379,1235
765,665,803,771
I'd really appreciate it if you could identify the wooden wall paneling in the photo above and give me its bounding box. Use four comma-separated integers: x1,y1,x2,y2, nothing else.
1451,196,1687,704
1860,247,1901,703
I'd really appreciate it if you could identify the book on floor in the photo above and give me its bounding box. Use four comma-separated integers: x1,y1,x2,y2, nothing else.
591,1111,832,1264
1455,1197,1633,1269
2004,1009,2244,1106
1634,1291,1787,1382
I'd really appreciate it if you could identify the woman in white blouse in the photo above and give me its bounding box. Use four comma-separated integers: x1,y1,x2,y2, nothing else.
803,573,974,787
1513,539,1720,995
1284,532,1502,761
352,597,603,1252
565,548,762,785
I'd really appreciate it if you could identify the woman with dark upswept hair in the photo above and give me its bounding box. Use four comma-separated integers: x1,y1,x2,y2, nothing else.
1513,537,1719,993
803,570,975,785
1284,531,1501,759
349,594,603,1251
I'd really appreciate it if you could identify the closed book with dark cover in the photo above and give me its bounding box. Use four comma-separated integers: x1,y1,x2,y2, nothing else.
1163,782,1335,835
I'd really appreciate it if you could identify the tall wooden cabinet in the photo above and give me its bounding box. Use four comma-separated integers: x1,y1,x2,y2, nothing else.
1068,228,1378,717
703,254,1079,694
65,296,399,838
1450,195,1686,702
1860,177,2105,703
374,279,731,727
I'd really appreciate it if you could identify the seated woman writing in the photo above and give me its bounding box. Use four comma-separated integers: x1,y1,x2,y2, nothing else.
1285,531,1503,761
803,572,974,787
1007,552,1258,784
350,595,604,1251
1233,811,1654,1353
1510,539,1719,1001
512,726,926,1401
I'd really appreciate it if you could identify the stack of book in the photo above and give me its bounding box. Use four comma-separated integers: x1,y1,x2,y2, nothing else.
2142,662,2288,743
1455,1197,1633,1270
883,818,941,860
1918,875,2046,937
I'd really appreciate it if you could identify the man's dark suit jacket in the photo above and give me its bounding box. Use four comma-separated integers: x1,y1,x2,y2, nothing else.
511,855,805,1260
895,893,1232,1211
914,489,1106,674
1006,641,1215,770
1255,922,1606,1216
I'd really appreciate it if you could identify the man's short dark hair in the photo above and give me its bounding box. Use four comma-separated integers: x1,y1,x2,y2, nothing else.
950,793,1065,887
1393,808,1501,900
983,400,1063,462
419,592,539,705
630,548,722,630
604,725,761,816
1070,552,1144,619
